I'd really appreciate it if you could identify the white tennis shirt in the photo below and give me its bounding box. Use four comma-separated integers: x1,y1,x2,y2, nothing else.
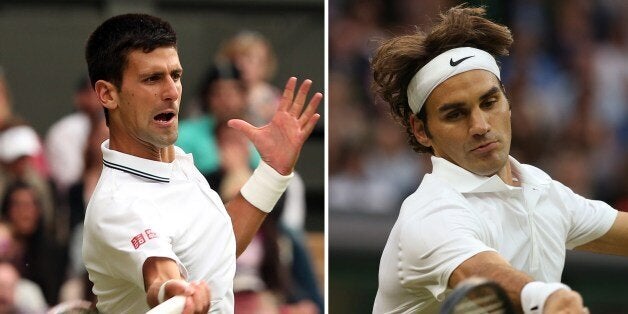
83,140,236,313
373,156,617,314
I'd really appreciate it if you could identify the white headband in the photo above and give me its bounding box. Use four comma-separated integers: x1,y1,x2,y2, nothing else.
407,47,501,113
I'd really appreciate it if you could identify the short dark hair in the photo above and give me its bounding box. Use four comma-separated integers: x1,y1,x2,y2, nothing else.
85,13,177,124
371,5,513,154
198,61,242,114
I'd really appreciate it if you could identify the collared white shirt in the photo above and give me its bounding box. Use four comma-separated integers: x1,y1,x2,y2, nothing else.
373,156,617,314
83,140,236,313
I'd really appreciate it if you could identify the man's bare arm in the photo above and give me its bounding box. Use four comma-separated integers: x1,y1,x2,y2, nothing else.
143,257,210,313
450,251,585,313
576,211,628,256
449,251,532,311
225,194,268,256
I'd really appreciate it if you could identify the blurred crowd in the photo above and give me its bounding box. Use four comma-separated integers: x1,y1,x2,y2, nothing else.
0,31,321,313
329,0,628,214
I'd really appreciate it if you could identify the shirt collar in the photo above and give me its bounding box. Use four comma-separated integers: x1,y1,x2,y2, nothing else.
430,155,548,193
101,139,174,183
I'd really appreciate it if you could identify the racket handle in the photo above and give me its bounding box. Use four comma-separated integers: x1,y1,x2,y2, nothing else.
146,295,186,314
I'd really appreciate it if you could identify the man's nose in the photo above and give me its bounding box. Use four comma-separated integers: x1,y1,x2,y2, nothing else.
469,108,490,136
162,77,180,101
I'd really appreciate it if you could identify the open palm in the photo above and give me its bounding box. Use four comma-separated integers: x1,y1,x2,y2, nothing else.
228,77,322,175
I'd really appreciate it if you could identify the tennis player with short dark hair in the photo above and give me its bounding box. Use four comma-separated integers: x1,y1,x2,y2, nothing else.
81,14,321,313
371,6,628,314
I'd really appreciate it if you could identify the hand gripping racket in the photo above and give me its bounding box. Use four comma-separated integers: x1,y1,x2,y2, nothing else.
440,277,515,314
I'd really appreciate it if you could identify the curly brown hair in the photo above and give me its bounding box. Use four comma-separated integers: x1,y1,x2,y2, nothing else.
371,5,513,154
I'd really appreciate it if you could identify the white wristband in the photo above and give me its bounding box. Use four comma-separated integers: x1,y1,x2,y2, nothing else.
521,281,571,314
157,279,176,304
240,160,294,213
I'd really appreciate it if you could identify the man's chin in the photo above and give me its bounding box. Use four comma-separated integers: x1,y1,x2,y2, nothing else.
152,133,178,148
469,156,508,177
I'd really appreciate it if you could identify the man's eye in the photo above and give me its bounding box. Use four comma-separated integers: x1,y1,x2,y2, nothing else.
445,111,463,120
482,100,497,109
145,76,160,83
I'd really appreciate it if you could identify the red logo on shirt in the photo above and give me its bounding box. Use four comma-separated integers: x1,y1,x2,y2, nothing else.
131,234,146,249
131,229,159,249
145,229,158,239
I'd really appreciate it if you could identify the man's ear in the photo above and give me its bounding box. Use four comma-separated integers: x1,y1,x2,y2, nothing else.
409,115,432,148
94,80,118,110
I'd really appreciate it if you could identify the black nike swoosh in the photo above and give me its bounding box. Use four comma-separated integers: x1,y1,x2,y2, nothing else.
450,55,474,66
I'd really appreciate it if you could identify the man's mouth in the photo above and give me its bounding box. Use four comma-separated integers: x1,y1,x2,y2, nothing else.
471,140,498,153
154,112,175,122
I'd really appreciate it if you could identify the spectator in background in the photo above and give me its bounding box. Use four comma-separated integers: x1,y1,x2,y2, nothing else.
45,76,102,196
363,117,426,198
0,69,57,239
0,181,66,306
328,71,370,175
328,74,425,213
217,31,280,126
0,125,57,239
328,1,429,215
67,115,108,235
0,69,49,178
234,204,321,314
0,223,47,313
330,140,390,213
177,62,260,177
58,116,107,305
208,121,254,200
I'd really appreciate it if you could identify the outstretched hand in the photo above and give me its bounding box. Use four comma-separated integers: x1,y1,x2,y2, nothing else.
228,77,322,175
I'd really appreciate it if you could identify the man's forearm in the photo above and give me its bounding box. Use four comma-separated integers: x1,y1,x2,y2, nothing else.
226,193,268,257
449,257,532,312
449,252,586,313
143,257,187,307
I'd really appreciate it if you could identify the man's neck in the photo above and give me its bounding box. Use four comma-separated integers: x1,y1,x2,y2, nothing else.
496,160,520,187
108,135,175,163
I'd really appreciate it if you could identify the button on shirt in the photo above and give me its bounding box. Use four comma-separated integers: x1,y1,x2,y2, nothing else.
83,140,236,313
373,156,617,314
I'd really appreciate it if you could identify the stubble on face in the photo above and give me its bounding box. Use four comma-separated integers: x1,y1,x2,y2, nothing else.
111,47,182,159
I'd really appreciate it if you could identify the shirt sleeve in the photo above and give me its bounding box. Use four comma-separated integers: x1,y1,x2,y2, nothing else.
557,182,618,249
93,197,188,290
397,198,496,301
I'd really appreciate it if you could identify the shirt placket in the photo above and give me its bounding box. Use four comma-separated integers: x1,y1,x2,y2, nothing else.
522,185,543,274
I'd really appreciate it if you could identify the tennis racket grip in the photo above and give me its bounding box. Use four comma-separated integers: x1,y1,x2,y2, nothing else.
146,295,186,314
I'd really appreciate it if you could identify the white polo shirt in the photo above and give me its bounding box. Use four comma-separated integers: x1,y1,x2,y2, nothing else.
83,140,236,313
373,156,617,314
